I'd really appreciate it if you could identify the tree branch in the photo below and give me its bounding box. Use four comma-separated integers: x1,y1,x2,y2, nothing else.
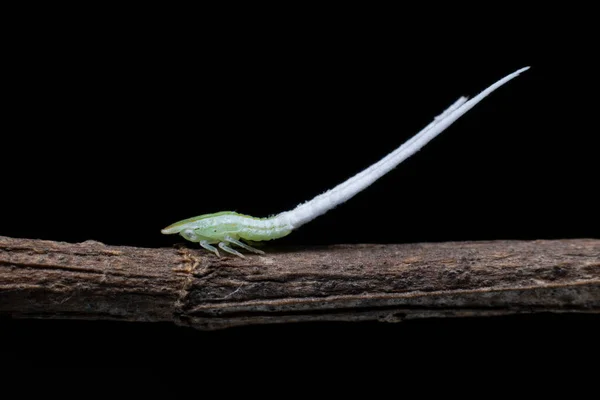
1,235,599,330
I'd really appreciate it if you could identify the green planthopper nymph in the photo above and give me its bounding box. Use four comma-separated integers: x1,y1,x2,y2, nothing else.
162,67,530,257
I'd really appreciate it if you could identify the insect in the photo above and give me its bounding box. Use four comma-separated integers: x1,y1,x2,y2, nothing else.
162,67,530,257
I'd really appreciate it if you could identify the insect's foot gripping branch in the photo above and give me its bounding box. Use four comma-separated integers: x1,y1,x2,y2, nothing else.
218,242,245,258
196,236,266,258
225,235,265,255
200,240,220,257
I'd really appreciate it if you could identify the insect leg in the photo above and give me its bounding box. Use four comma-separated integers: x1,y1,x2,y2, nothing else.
200,240,220,257
218,242,246,258
224,235,266,255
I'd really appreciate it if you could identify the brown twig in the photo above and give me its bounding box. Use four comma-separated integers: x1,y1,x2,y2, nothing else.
1,235,599,330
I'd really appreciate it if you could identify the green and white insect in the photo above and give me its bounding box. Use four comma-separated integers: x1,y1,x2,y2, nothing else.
162,67,530,257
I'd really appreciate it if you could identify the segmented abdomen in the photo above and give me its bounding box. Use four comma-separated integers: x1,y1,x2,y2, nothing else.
218,214,292,242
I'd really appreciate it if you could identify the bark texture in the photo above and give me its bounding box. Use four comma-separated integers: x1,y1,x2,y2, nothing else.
1,235,599,330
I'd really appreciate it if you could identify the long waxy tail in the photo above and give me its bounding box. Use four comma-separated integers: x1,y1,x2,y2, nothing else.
275,67,530,230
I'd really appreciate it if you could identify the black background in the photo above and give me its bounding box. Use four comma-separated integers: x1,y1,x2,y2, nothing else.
1,6,598,369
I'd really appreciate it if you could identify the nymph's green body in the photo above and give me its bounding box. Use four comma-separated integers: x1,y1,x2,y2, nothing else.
161,211,292,256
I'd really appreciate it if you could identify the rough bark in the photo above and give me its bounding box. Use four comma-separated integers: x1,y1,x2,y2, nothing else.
0,235,599,330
